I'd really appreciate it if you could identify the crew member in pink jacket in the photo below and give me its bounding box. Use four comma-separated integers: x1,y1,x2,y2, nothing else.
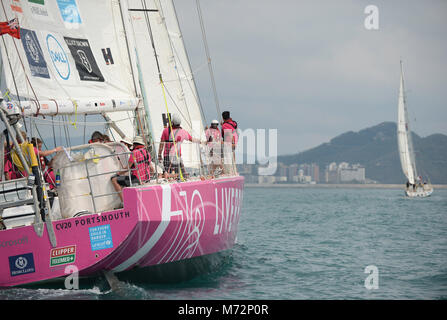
221,111,238,174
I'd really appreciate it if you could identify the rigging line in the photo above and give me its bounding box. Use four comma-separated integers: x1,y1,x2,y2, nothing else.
0,4,41,116
196,0,222,122
161,78,184,182
70,99,78,128
117,0,139,98
155,0,195,135
58,115,62,148
28,117,130,127
137,1,188,178
63,115,72,150
170,0,208,128
142,0,192,129
0,34,25,131
140,0,192,132
140,0,196,136
141,1,183,180
162,60,207,84
12,11,76,113
51,115,57,149
31,118,49,150
135,103,159,180
161,79,194,129
0,12,21,108
83,114,87,144
141,0,162,80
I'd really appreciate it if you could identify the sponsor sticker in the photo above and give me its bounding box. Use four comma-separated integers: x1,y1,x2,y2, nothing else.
20,28,50,79
46,34,70,80
101,48,114,65
50,245,76,267
11,4,23,13
28,0,53,22
9,252,36,277
56,0,82,24
64,37,104,82
0,236,28,248
89,224,113,251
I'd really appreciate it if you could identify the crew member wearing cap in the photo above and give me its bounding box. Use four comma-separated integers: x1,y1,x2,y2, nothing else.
205,120,222,173
157,114,201,177
111,136,152,201
205,120,221,146
120,136,133,151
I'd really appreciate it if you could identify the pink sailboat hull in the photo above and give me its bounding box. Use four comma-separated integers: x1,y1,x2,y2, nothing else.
0,176,244,287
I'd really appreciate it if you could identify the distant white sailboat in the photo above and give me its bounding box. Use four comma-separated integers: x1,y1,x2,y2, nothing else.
397,61,433,197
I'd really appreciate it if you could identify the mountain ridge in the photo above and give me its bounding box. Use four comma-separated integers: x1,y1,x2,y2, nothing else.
277,122,447,184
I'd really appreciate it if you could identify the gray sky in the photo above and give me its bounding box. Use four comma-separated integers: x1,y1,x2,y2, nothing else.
174,0,447,155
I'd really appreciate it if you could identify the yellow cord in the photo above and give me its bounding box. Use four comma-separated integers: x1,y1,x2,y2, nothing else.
160,79,184,182
70,99,78,129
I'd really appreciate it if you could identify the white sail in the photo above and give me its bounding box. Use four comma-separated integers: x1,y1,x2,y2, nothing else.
0,0,139,133
125,0,206,169
397,63,417,185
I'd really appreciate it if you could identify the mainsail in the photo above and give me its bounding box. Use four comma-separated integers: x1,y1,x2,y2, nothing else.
397,62,417,185
0,0,140,139
126,0,206,169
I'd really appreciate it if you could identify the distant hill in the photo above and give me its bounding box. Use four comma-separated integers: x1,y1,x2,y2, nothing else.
278,122,447,184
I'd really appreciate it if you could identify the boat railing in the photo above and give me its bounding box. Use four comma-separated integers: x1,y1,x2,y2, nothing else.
1,139,240,222
0,177,40,229
151,140,238,181
0,178,33,206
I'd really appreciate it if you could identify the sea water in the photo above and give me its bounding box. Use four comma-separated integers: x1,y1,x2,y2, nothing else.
1,187,446,300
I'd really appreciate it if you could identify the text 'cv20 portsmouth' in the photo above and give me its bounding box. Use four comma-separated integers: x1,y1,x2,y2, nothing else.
0,0,243,287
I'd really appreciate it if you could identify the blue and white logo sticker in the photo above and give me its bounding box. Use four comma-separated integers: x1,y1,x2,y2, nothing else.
56,0,82,24
9,252,36,277
46,34,70,80
20,28,50,79
89,224,113,251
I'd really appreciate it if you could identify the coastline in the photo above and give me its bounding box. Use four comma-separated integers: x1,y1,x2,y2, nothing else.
245,183,447,189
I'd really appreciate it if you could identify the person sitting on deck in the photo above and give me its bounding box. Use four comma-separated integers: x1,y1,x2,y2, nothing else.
88,131,104,144
111,136,153,202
